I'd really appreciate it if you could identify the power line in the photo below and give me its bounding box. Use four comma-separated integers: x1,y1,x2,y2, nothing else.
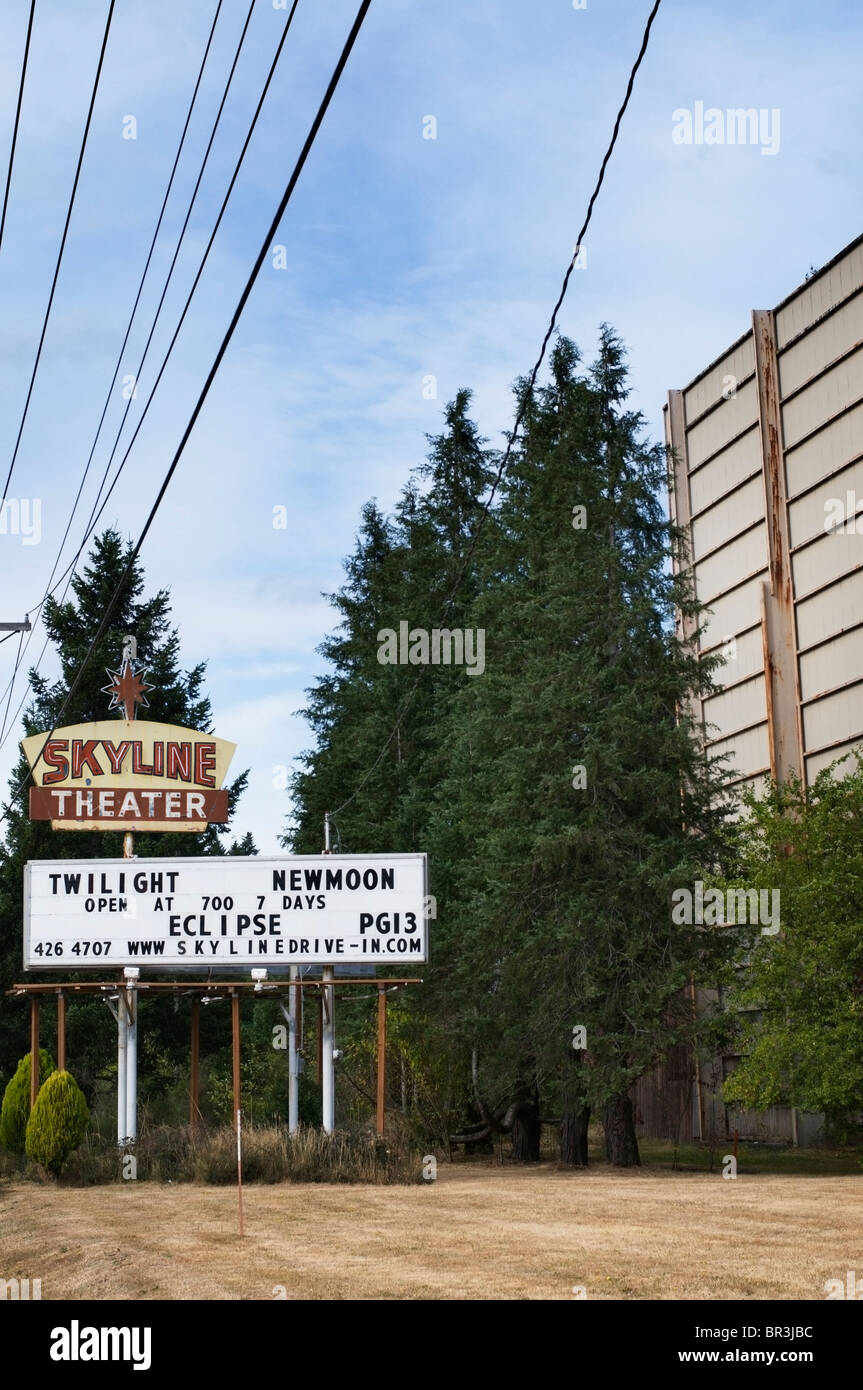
0,0,275,752
0,0,36,254
1,0,115,506
329,0,664,819
0,0,298,749
0,0,295,740
1,0,372,822
0,0,225,731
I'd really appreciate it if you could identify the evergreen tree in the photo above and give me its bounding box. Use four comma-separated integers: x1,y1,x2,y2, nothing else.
285,395,495,1131
427,331,735,1164
286,391,495,856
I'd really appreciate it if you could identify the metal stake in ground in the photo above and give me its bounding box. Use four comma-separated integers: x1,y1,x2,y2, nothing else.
236,1108,244,1238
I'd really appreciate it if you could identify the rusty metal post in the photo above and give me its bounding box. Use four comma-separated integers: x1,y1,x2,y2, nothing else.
376,987,387,1137
190,998,200,1130
29,996,39,1107
753,309,804,784
56,991,66,1072
316,992,323,1086
231,991,241,1133
666,389,704,732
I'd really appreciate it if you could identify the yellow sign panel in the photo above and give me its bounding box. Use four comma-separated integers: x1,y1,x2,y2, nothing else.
22,720,236,832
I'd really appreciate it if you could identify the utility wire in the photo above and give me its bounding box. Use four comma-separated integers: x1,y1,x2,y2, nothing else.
0,0,266,749
329,0,663,819
0,0,296,741
0,0,297,744
0,0,36,254
1,0,115,506
0,0,372,821
0,1,224,727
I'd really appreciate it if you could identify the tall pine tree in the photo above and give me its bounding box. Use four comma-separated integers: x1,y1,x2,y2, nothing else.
426,331,735,1165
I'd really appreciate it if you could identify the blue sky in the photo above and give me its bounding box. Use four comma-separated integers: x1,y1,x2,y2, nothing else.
1,0,861,852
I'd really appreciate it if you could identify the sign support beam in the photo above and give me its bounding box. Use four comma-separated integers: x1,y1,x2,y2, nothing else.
29,996,39,1107
56,991,66,1071
231,991,241,1133
376,986,387,1137
321,965,335,1134
190,998,200,1130
287,966,299,1134
125,982,137,1145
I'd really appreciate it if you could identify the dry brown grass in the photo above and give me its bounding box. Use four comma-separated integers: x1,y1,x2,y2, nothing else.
2,1162,861,1300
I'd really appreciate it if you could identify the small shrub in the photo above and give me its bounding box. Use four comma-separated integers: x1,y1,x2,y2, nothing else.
25,1070,89,1175
0,1050,56,1154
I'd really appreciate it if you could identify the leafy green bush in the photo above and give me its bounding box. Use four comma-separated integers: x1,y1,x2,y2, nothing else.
25,1069,89,1175
0,1050,56,1153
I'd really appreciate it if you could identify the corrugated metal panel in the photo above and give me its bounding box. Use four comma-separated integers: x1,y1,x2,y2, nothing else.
803,684,863,752
775,240,863,347
805,740,863,782
779,291,863,396
696,523,767,603
703,675,768,740
792,530,863,600
706,723,770,781
700,575,766,650
692,474,764,557
788,457,863,548
796,568,863,651
784,398,863,499
800,626,863,702
704,624,765,681
689,430,761,515
685,378,759,470
782,349,863,449
684,335,755,423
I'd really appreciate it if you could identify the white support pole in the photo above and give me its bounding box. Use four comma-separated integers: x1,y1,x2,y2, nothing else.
321,964,335,1134
125,984,138,1145
288,965,299,1134
321,814,334,1134
116,998,127,1146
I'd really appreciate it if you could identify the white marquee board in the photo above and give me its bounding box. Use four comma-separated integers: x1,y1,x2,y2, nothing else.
24,854,428,970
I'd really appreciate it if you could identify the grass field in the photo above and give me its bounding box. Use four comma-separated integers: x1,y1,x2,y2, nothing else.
3,1160,861,1300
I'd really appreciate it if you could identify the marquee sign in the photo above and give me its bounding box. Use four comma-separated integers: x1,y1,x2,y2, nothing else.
22,721,235,832
23,853,429,969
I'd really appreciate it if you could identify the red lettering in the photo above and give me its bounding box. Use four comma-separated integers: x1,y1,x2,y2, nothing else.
193,743,216,788
131,741,154,776
101,739,130,774
166,742,191,781
42,739,70,786
71,739,103,779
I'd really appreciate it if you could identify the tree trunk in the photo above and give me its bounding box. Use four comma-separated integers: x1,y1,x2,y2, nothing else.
560,1045,590,1166
511,1103,541,1162
560,1104,591,1165
602,1093,640,1167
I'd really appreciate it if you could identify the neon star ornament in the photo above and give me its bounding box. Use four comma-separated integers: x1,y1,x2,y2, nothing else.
101,657,155,721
